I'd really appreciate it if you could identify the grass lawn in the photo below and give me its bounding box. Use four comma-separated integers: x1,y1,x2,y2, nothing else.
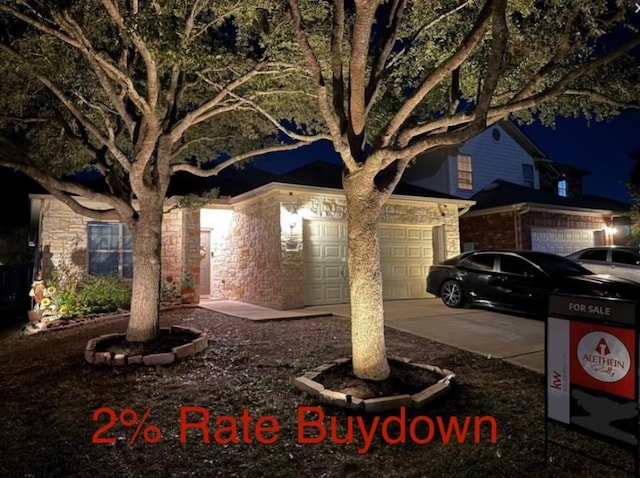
0,307,633,477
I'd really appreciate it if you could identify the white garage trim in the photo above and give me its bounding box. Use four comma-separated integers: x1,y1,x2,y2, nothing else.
530,227,595,255
304,220,436,305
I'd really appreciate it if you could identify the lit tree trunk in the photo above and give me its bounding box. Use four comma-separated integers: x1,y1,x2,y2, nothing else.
345,175,390,381
125,202,163,342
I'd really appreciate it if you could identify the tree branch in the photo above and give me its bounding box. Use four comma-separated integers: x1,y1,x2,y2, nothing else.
170,141,322,176
365,0,407,112
347,0,377,138
379,0,494,148
287,0,356,171
100,0,160,115
0,43,132,172
385,0,474,71
330,0,347,130
511,3,583,102
563,89,640,109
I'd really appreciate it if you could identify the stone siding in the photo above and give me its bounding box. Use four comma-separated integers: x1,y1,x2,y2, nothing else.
203,190,463,309
39,199,92,278
162,207,201,294
223,194,283,308
37,198,200,303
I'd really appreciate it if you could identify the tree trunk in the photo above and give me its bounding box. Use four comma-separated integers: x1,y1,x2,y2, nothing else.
125,203,163,342
344,177,390,381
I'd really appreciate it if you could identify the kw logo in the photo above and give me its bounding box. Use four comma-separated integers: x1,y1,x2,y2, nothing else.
550,370,563,390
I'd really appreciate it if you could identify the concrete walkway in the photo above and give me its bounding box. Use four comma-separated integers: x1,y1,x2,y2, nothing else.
199,298,545,373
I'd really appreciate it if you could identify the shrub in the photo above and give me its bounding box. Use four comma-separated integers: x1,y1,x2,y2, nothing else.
77,275,132,314
48,272,132,318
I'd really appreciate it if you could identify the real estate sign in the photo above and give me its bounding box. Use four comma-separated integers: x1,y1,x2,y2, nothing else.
546,294,639,451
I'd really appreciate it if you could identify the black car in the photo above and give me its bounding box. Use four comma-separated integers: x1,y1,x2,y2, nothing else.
426,250,640,315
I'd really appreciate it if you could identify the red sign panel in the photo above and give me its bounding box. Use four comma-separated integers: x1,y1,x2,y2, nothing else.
569,321,636,400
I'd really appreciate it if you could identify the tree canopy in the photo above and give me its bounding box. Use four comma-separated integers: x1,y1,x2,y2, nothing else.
0,0,321,219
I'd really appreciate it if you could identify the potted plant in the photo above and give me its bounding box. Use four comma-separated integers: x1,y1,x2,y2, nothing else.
180,272,197,304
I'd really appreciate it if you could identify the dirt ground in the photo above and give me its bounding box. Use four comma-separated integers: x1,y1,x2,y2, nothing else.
0,307,633,477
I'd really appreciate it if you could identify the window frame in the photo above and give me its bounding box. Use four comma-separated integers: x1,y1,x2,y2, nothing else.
87,222,133,278
611,249,640,266
557,178,568,197
579,249,608,262
522,164,534,188
457,154,473,191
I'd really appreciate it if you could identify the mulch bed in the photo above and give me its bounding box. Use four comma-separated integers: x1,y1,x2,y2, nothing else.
0,307,632,477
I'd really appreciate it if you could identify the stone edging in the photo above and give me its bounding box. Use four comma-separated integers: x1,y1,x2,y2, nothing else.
294,355,455,413
23,304,200,335
84,325,207,366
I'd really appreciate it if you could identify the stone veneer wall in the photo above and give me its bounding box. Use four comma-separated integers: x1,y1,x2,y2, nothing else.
277,192,462,309
39,198,91,278
38,198,198,298
223,193,283,308
162,207,201,295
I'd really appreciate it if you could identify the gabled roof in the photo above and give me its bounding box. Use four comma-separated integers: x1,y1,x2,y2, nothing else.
170,159,464,201
498,120,549,159
466,179,630,214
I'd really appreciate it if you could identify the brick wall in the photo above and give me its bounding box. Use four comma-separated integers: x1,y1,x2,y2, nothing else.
460,212,517,250
461,209,610,251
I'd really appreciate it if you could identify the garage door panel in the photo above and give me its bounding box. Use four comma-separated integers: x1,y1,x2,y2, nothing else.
305,220,436,305
323,265,342,280
531,227,594,255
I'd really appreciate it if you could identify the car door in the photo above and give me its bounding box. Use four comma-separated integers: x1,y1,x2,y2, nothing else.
608,249,640,283
458,252,498,304
494,254,548,312
572,248,609,275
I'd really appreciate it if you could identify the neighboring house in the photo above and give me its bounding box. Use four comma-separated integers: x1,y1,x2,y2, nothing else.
30,161,474,309
459,180,630,254
403,121,631,255
403,121,547,199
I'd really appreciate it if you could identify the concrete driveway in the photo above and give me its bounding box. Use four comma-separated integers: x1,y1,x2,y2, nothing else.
201,298,545,373
307,299,545,373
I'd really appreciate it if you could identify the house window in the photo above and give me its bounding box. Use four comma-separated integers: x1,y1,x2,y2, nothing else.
522,164,534,188
87,222,133,278
457,154,473,190
557,179,567,197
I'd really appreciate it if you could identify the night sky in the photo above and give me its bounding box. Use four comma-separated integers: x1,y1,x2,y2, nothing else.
522,109,640,203
254,109,640,204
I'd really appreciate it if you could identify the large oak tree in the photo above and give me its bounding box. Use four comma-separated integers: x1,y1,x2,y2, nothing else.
0,0,319,342
283,0,640,379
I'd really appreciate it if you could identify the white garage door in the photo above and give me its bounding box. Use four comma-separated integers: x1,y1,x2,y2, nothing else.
304,220,349,306
304,220,434,305
530,228,595,255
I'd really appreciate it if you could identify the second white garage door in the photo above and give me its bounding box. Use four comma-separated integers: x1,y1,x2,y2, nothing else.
530,227,595,255
304,220,434,305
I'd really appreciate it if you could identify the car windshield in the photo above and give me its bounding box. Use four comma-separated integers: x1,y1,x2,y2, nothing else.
528,253,591,277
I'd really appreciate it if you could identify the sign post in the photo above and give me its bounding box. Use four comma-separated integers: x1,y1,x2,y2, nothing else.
545,294,639,475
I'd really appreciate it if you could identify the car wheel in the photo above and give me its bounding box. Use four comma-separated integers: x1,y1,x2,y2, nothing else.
440,280,464,308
